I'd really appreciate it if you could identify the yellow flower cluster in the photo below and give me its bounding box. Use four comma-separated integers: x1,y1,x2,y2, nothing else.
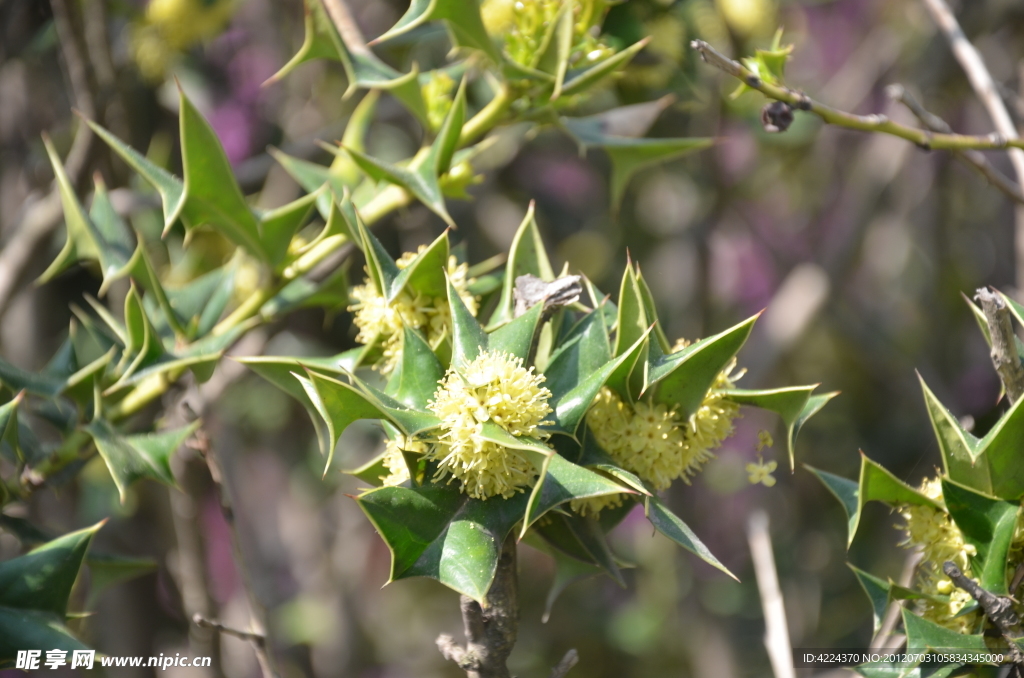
482,0,614,70
574,343,741,515
131,0,235,81
379,434,429,487
899,477,981,633
349,246,477,375
427,350,552,499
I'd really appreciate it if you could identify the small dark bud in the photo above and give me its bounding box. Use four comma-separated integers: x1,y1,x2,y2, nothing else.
745,75,762,88
761,101,794,133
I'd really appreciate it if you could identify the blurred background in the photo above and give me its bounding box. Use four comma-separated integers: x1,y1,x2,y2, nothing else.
3,0,1024,675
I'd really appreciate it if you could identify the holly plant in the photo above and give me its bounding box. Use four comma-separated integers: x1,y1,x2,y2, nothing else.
810,290,1024,678
1,0,831,671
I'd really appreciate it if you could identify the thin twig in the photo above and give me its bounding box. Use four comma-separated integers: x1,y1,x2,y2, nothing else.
870,549,922,651
919,0,1024,289
320,0,368,52
193,614,268,645
748,510,796,678
974,287,1024,403
690,39,1024,152
50,0,95,119
920,0,1024,184
942,562,1024,665
549,649,579,678
886,84,1024,205
188,427,281,678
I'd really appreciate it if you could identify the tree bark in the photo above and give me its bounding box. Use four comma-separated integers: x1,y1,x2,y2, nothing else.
437,535,519,677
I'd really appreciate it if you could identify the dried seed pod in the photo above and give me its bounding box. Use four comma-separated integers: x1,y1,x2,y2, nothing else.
761,101,794,133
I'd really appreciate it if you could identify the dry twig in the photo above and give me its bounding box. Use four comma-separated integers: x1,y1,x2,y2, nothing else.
886,84,1024,205
691,39,1024,152
193,614,267,646
549,649,579,678
748,510,796,678
942,562,1024,666
186,425,281,678
974,287,1024,403
919,0,1024,289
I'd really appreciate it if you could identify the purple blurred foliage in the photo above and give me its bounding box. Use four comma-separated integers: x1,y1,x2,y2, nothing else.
714,124,758,185
203,493,240,605
710,230,778,312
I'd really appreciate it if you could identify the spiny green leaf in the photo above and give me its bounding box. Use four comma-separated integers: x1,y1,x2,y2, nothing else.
0,356,67,399
940,478,1018,594
390,327,444,410
915,373,1024,499
847,564,890,633
820,454,943,548
635,268,670,356
533,1,573,98
550,326,652,435
652,314,758,419
521,451,632,536
112,283,166,388
85,419,198,503
489,301,545,361
544,305,613,403
357,484,526,602
37,137,101,284
89,177,138,293
608,263,648,400
491,202,555,327
723,385,832,470
522,533,604,623
346,450,390,486
85,552,158,607
804,464,859,547
0,392,24,461
258,188,320,269
0,609,90,663
295,370,390,473
177,90,265,259
236,355,350,458
786,392,838,470
902,607,989,655
532,512,625,585
559,38,649,99
345,79,467,226
84,119,186,233
372,0,500,62
645,496,736,580
563,112,713,208
919,375,991,494
261,266,350,317
388,229,449,301
0,522,102,616
447,276,488,368
264,0,346,84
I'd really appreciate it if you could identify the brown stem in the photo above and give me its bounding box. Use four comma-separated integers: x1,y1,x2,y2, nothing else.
549,649,579,678
942,561,1023,664
690,39,1024,152
189,428,281,678
437,535,519,678
974,287,1024,403
886,84,1024,205
193,614,268,646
